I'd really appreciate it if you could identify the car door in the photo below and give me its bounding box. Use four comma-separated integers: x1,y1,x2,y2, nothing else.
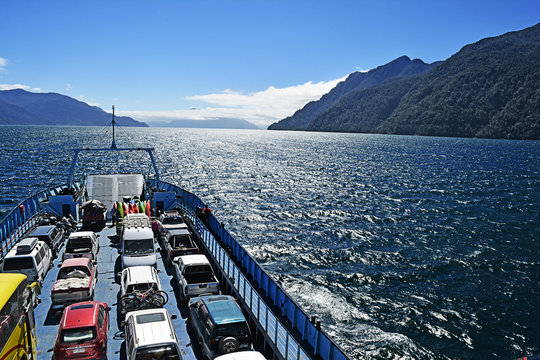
97,305,108,350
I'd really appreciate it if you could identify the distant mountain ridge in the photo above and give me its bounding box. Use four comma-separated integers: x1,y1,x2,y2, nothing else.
270,23,540,140
148,118,260,129
268,56,441,130
0,89,147,127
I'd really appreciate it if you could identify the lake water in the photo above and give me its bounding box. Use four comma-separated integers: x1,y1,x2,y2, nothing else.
1,126,539,359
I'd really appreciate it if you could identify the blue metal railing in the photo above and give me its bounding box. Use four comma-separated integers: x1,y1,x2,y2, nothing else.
153,179,350,360
0,184,67,261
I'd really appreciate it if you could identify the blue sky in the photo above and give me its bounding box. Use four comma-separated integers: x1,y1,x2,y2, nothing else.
1,1,539,127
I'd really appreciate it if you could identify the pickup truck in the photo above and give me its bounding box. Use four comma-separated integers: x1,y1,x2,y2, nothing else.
172,254,219,301
158,211,188,244
162,228,198,265
52,257,98,306
63,231,99,262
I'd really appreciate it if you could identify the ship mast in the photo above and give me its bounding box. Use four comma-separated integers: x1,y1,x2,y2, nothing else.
111,105,117,149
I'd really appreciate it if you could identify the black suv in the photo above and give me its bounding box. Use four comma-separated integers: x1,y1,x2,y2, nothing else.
188,295,252,359
29,225,64,258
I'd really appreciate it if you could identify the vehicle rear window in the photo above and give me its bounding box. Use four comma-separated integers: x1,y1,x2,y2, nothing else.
58,266,90,279
61,326,96,343
3,257,34,270
135,345,180,359
185,265,212,274
135,313,165,324
127,283,157,293
35,235,50,243
162,217,183,224
66,238,92,252
216,322,249,337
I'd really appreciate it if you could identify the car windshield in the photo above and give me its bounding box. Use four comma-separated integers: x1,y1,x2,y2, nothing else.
3,257,34,270
216,322,249,337
135,345,180,360
66,238,92,253
124,238,154,255
61,326,96,343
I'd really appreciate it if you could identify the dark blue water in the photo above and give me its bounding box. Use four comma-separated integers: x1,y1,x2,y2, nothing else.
1,126,539,359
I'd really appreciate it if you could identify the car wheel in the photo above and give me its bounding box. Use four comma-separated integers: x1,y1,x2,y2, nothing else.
219,337,239,354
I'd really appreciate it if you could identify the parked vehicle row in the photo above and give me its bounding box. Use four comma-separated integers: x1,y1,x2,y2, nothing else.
3,210,264,359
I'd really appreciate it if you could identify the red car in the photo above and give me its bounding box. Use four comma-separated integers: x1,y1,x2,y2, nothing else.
52,258,98,306
53,301,110,360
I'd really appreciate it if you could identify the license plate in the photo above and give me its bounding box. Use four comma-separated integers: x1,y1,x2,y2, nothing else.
73,347,85,354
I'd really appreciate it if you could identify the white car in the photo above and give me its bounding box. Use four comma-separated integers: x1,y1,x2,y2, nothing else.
120,214,157,268
120,265,161,297
2,237,52,284
124,308,181,360
63,231,99,261
214,351,267,360
120,265,164,314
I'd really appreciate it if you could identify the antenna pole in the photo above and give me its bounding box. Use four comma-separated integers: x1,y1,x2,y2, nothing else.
111,105,117,149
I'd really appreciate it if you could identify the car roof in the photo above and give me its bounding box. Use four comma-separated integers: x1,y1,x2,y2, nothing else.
200,296,246,325
5,239,47,258
0,273,27,296
123,266,157,284
214,351,267,360
30,225,55,235
62,301,106,329
168,228,190,235
126,308,176,347
68,231,96,239
61,257,91,267
177,254,209,266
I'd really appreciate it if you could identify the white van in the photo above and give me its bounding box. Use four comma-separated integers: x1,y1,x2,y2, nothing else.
124,308,181,360
2,237,52,283
120,214,157,268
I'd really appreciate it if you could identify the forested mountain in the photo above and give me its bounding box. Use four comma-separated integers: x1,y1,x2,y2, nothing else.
376,23,540,139
0,89,147,127
267,56,440,130
273,23,540,140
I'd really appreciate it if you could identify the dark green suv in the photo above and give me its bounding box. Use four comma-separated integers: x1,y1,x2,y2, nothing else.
188,295,252,359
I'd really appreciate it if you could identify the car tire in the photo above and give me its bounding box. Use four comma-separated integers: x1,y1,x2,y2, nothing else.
219,337,239,354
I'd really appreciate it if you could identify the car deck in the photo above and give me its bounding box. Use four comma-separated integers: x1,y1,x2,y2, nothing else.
35,222,199,360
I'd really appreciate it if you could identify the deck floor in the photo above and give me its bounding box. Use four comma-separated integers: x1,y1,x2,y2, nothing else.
35,222,199,360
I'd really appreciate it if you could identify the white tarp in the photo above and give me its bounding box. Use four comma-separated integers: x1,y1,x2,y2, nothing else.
87,174,145,212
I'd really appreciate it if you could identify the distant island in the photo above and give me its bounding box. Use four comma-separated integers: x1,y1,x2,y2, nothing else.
148,118,260,129
268,22,540,140
0,89,147,127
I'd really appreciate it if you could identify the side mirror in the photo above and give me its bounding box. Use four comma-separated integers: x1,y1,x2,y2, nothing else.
57,263,62,268
171,314,177,320
105,306,111,311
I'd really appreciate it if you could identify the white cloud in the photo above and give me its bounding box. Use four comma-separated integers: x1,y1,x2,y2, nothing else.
0,83,42,92
119,76,347,127
0,57,6,71
76,94,100,107
66,83,73,91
